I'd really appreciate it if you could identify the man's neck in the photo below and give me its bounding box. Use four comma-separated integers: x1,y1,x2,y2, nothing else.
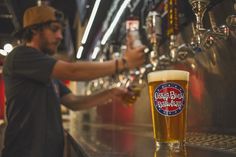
25,42,40,51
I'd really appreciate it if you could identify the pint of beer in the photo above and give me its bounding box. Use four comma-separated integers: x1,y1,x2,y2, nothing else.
147,70,189,148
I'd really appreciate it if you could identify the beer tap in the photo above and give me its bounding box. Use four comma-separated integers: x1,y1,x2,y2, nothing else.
169,35,178,63
168,35,195,64
175,43,195,62
226,0,236,30
145,10,175,69
188,0,209,51
145,10,162,71
157,54,171,69
200,11,229,49
189,0,209,31
159,0,195,66
189,0,229,50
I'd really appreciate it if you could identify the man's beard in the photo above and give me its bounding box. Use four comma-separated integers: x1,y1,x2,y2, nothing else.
40,41,59,55
42,46,55,55
39,33,60,55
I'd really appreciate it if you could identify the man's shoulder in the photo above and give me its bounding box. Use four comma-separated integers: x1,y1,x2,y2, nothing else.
12,45,38,54
4,46,34,63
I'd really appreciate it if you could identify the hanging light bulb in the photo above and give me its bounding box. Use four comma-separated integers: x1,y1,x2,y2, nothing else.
3,43,13,53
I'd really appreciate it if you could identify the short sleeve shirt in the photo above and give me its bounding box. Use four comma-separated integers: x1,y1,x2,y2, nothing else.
2,46,71,157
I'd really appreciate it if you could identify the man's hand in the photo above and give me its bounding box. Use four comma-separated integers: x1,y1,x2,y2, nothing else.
107,87,139,107
123,33,146,69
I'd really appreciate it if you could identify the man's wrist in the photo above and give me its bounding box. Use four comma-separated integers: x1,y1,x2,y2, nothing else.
117,57,129,73
122,57,128,70
115,59,118,74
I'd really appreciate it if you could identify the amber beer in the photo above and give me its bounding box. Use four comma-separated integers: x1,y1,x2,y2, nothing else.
147,70,189,148
123,85,142,105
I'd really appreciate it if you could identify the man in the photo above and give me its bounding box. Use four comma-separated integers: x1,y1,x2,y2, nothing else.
1,5,145,157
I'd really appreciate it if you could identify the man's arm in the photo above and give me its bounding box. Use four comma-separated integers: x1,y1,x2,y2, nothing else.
61,87,130,111
51,46,145,81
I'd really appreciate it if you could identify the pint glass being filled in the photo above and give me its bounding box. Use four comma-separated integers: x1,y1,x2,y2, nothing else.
147,70,189,148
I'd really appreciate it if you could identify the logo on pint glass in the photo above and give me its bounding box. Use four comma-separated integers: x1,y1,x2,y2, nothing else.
153,82,185,116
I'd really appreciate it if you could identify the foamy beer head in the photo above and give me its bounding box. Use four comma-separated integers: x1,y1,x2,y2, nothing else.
147,70,189,83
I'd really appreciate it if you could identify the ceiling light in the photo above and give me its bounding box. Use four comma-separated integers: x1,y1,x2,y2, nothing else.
91,47,100,60
101,0,131,45
3,43,13,53
81,0,101,44
76,46,84,59
0,49,8,56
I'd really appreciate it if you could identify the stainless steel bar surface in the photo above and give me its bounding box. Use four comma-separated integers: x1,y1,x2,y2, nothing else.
68,123,236,157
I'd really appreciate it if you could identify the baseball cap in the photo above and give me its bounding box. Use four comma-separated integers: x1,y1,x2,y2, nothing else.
14,5,64,38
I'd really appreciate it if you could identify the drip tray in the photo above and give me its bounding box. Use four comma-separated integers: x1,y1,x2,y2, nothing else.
186,132,236,154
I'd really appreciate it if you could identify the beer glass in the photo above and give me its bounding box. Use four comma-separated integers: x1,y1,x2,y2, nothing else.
154,145,187,157
147,70,189,149
123,85,142,104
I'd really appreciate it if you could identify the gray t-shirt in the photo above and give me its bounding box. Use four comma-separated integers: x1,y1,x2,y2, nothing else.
2,45,71,157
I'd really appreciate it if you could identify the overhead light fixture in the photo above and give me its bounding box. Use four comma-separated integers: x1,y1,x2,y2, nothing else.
3,43,13,53
81,0,101,44
101,0,131,45
91,47,100,60
76,46,84,59
0,49,7,56
0,43,13,56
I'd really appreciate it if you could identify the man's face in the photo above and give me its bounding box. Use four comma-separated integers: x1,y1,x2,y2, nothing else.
38,22,64,55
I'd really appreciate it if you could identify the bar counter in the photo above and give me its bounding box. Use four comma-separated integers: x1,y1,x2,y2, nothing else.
67,122,236,157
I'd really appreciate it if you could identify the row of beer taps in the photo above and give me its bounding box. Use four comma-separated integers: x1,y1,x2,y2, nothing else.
85,0,236,94
146,0,236,71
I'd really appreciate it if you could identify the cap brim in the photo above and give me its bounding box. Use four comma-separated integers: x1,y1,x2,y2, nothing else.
13,20,65,39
